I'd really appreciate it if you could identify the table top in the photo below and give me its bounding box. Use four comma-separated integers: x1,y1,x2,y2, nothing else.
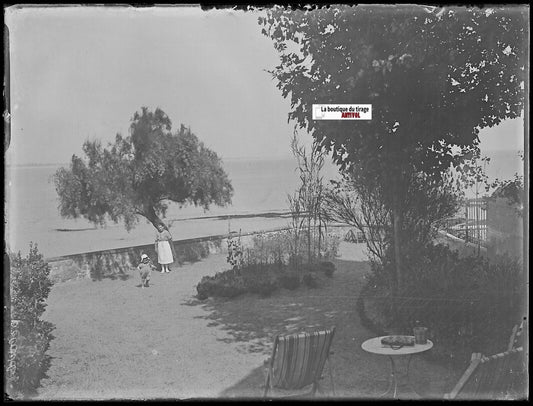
361,336,433,356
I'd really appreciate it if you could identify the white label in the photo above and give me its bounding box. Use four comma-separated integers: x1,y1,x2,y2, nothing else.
312,104,372,120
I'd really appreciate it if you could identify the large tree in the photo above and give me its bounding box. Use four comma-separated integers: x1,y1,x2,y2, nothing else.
54,107,233,230
260,5,527,291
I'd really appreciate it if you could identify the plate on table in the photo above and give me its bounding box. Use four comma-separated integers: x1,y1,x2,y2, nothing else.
381,335,415,349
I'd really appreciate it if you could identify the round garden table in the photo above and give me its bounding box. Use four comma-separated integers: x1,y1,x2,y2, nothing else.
361,336,433,399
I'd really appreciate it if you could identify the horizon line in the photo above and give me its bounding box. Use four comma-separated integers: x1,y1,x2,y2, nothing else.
5,155,297,167
5,148,524,168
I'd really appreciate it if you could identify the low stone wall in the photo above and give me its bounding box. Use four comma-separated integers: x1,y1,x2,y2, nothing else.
45,228,298,284
47,226,488,284
435,230,487,258
46,236,224,283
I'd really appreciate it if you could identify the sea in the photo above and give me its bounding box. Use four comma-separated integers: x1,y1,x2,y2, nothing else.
5,150,523,258
5,158,341,258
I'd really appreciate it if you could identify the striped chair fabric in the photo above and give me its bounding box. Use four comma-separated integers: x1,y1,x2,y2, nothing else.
445,346,525,400
264,327,336,397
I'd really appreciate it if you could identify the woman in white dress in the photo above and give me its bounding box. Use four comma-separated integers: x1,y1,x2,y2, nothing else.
155,223,174,273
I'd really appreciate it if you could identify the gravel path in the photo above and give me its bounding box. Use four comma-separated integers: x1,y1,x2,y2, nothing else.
37,242,461,400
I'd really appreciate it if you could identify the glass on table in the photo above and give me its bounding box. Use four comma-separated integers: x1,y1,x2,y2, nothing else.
413,327,428,345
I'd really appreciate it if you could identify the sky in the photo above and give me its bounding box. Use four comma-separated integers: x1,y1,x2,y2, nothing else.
4,5,526,166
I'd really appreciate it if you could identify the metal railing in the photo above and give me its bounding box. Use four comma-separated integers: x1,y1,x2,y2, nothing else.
443,198,487,248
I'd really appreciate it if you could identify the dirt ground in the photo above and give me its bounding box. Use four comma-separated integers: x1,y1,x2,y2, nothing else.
36,242,462,400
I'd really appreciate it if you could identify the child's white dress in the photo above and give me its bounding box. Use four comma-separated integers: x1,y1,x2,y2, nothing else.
138,262,152,285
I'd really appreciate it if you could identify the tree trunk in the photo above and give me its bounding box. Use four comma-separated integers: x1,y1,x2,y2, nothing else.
393,207,402,293
318,221,322,259
307,215,312,264
390,205,402,328
143,205,163,230
143,205,177,265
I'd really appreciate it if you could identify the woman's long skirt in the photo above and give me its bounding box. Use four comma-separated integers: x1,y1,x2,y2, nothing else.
157,241,174,264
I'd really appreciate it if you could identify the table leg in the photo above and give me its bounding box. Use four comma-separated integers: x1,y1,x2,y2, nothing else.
406,354,422,398
379,355,423,399
391,356,398,398
378,356,398,398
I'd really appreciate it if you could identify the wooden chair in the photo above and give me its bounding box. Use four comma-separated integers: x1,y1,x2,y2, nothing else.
444,347,525,400
508,319,527,351
263,327,336,398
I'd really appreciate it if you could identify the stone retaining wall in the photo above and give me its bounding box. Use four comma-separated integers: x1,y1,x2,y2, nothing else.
435,230,487,258
45,228,298,284
46,236,224,283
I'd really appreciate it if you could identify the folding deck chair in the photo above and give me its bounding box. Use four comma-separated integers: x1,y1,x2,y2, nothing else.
444,346,525,400
263,327,336,398
508,319,527,351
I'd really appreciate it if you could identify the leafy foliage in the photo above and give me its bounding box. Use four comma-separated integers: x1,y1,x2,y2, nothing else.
260,5,526,292
226,231,244,270
10,244,53,325
54,107,233,230
196,230,339,300
196,271,247,300
489,173,524,208
248,231,291,265
196,263,279,300
320,261,336,277
244,229,339,266
260,5,526,178
364,244,524,363
303,273,319,288
8,244,55,397
278,273,301,290
325,173,391,263
325,168,460,290
288,132,328,266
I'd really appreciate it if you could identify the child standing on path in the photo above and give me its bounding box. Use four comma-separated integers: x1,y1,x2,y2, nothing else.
155,223,175,273
138,254,155,288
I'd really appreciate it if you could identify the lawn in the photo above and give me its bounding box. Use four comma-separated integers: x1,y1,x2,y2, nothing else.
36,242,462,400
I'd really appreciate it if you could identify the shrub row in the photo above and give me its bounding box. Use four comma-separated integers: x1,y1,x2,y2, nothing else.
197,263,279,300
196,261,336,300
241,230,341,267
302,261,336,277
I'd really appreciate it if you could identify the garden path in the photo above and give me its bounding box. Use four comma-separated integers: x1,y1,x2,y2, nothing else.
37,242,461,399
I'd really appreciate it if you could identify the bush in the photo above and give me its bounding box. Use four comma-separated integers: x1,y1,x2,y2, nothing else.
226,232,244,270
301,261,335,276
288,253,305,270
301,262,320,273
196,263,282,299
8,243,55,398
247,278,278,296
248,231,292,266
321,234,341,260
279,273,300,290
245,230,340,269
240,263,279,296
303,273,318,288
196,271,246,299
364,244,524,364
196,281,210,300
320,261,336,277
197,229,336,299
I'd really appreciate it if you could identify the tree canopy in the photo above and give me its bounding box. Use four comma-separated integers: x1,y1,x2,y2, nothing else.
259,5,526,182
54,107,233,230
260,5,527,291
